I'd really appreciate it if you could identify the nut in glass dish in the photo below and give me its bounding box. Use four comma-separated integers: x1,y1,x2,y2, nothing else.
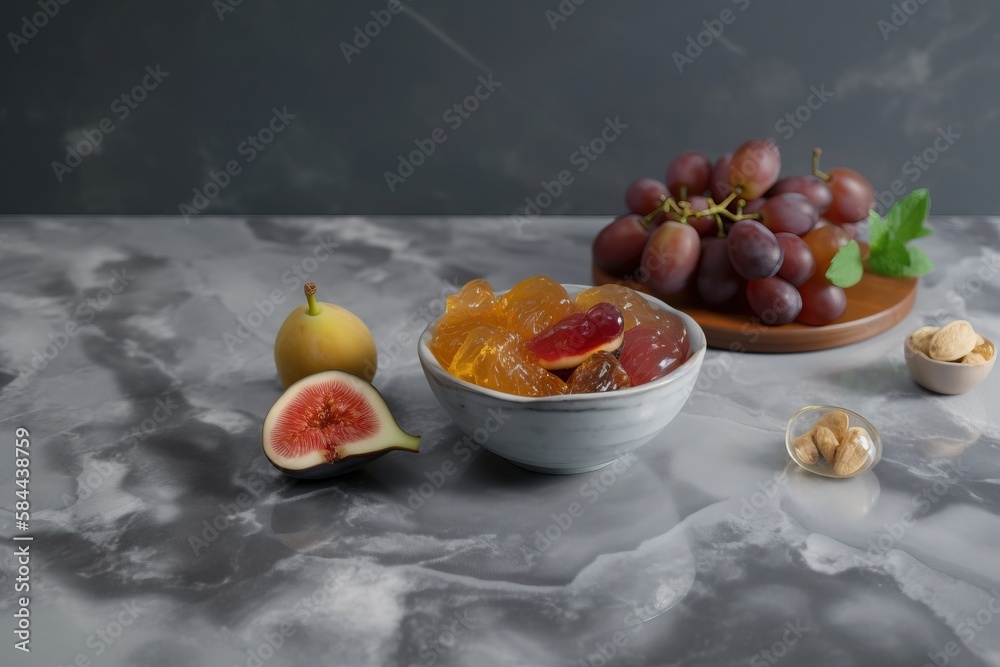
785,406,881,478
904,334,995,395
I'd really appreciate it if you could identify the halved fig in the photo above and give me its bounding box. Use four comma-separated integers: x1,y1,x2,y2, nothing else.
262,370,419,479
526,303,625,371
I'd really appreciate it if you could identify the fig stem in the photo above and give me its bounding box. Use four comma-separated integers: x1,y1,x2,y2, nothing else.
304,282,322,316
812,147,831,181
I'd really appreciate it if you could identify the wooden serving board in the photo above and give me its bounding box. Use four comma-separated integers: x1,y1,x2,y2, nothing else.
593,265,918,353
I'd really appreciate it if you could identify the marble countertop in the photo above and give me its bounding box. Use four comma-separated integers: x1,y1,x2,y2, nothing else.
0,216,998,667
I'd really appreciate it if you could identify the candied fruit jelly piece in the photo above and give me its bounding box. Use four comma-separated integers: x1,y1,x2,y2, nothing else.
575,285,656,330
454,330,567,397
429,279,502,367
567,351,631,394
618,325,690,385
497,276,572,339
446,278,495,318
430,319,481,368
526,303,625,370
448,325,499,379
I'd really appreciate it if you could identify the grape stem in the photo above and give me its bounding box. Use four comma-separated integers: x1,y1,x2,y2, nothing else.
812,147,831,181
641,189,761,237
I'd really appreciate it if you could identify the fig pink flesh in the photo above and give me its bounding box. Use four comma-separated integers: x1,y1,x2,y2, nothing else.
270,378,379,461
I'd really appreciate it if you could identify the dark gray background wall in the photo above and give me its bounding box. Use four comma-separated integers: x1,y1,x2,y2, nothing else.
2,0,996,215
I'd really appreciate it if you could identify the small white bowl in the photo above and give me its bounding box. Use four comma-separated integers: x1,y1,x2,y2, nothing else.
417,284,706,474
904,335,996,395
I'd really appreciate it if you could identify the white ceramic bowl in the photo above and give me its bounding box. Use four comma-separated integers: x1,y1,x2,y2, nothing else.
904,335,995,394
417,284,706,474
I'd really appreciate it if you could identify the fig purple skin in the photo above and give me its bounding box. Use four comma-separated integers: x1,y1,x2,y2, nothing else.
269,451,393,479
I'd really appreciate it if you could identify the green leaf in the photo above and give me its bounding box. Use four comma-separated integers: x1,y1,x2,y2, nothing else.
901,246,935,276
887,188,932,244
868,211,890,252
868,239,911,277
884,238,910,267
866,188,935,279
826,240,864,287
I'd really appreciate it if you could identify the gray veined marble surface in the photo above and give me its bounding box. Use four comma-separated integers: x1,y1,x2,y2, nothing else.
0,216,998,667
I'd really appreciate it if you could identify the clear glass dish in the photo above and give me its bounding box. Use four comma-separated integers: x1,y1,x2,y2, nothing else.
785,405,881,478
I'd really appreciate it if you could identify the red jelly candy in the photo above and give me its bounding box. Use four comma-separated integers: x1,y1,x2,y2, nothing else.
526,303,625,370
618,325,690,385
644,310,689,360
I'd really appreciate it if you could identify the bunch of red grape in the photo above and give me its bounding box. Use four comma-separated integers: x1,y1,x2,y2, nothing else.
593,140,877,326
